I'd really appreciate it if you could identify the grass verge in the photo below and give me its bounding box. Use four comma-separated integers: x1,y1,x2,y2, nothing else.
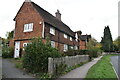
10,58,89,79
85,54,118,79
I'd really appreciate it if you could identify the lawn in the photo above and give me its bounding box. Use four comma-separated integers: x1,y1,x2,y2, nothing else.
85,54,118,79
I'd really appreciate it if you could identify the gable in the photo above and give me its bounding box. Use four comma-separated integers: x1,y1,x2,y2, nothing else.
14,2,42,21
14,1,76,38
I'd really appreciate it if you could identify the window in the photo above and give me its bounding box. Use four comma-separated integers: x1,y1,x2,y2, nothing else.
64,34,67,39
75,33,78,41
51,41,55,48
50,27,55,35
74,46,78,50
64,44,68,52
70,37,72,41
24,23,33,32
70,46,74,49
23,43,28,47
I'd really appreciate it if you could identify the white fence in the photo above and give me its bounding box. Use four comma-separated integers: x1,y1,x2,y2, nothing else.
48,55,89,75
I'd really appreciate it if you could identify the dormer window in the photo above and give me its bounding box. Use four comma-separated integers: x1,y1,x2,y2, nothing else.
50,27,55,35
24,23,33,32
64,34,67,39
70,37,72,41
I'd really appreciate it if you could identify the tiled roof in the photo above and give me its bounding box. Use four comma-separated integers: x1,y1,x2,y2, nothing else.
79,35,91,41
31,2,75,37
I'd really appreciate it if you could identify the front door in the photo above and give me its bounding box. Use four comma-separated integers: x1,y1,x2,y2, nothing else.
14,41,20,58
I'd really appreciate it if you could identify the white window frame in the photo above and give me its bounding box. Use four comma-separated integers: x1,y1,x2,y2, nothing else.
51,41,55,48
24,23,33,32
23,43,28,47
70,37,72,41
64,44,68,52
75,33,78,41
70,46,74,49
74,46,78,50
64,34,67,39
50,27,55,35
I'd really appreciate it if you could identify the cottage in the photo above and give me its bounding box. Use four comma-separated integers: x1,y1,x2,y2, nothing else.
12,0,91,58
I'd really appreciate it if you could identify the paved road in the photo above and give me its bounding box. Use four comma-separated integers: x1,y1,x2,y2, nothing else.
110,56,119,78
2,59,38,79
0,57,2,80
58,56,102,78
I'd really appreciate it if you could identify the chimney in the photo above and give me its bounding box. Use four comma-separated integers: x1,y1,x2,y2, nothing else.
55,10,61,20
25,0,31,2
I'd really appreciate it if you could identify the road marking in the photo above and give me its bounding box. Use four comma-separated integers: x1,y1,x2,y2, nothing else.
110,62,119,80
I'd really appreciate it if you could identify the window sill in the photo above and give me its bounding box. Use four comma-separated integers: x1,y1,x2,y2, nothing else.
50,33,55,35
24,30,33,33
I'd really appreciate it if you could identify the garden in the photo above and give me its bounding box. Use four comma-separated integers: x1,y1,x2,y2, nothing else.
2,37,103,79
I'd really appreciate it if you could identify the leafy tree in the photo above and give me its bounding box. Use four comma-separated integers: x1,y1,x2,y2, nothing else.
101,26,114,52
114,36,120,51
86,37,97,50
6,30,14,40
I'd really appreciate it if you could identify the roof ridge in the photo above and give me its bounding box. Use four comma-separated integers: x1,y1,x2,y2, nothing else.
31,2,75,37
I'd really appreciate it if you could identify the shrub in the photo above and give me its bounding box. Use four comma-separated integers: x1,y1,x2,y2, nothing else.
64,48,102,59
64,50,79,56
56,63,67,75
2,44,14,58
22,37,62,73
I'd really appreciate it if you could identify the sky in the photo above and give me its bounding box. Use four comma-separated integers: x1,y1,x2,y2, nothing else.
0,0,119,42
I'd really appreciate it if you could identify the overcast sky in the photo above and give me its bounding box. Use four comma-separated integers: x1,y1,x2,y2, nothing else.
0,0,119,42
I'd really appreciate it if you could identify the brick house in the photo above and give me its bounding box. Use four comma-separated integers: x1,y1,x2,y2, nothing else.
13,0,91,58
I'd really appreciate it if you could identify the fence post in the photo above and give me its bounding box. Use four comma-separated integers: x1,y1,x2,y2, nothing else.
48,57,54,76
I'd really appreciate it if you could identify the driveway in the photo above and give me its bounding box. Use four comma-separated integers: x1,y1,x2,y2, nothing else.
110,56,119,78
2,59,38,80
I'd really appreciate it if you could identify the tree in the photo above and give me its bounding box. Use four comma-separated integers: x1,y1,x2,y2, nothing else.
114,36,120,51
6,30,14,40
101,26,114,52
86,37,97,50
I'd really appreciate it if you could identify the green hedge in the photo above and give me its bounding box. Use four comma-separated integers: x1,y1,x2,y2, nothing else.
64,48,102,59
22,37,62,73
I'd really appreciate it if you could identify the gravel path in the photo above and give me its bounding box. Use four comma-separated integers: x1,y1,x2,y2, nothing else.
58,56,102,78
2,59,38,79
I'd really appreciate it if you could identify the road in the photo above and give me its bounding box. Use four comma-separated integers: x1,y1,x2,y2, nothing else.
110,56,120,79
2,59,38,80
0,57,2,80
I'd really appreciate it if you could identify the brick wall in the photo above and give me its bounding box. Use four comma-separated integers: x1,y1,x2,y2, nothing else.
80,40,86,50
13,1,82,56
14,2,43,40
9,39,14,47
45,23,79,47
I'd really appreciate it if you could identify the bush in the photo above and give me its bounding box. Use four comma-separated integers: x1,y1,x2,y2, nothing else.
22,37,62,73
56,63,67,75
2,44,14,58
64,48,102,59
